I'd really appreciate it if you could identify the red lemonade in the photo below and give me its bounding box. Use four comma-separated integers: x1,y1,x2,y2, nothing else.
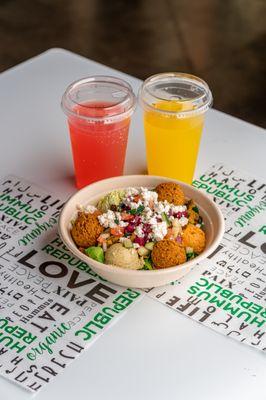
61,76,136,189
68,102,130,188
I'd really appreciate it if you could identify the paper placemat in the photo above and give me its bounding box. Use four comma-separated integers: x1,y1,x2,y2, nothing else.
146,164,266,351
0,176,143,393
0,164,265,393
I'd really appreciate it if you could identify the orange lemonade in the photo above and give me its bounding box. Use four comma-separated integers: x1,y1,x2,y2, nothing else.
139,73,212,184
144,100,204,183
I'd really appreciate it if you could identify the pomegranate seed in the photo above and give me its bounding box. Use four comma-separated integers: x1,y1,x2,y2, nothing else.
125,224,135,233
174,212,182,219
143,224,152,234
134,236,146,246
130,215,141,226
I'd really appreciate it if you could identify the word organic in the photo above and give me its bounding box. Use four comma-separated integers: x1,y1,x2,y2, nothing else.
0,176,142,392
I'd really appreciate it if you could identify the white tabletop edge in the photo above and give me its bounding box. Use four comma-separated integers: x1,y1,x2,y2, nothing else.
0,47,265,400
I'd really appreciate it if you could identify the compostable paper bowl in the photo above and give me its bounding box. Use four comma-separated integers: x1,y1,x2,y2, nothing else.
58,175,224,288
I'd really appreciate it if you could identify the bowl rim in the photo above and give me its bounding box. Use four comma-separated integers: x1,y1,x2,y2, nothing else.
58,174,225,277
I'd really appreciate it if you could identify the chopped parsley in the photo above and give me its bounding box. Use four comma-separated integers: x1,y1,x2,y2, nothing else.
186,252,196,260
142,258,153,270
129,205,145,215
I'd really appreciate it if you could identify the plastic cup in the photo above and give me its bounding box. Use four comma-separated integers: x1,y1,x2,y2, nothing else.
61,76,136,188
138,73,213,184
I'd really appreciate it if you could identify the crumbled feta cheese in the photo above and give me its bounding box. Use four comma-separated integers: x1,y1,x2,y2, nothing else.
135,225,144,238
152,221,168,241
162,201,170,213
130,201,139,209
125,187,139,196
98,210,116,228
114,212,122,222
179,216,188,227
148,216,158,226
154,201,171,214
171,205,187,213
154,202,165,214
98,210,129,229
141,187,158,205
133,243,140,249
123,197,142,209
85,204,97,213
143,209,153,221
119,221,128,227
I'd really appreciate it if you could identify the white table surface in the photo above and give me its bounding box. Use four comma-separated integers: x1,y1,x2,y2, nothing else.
0,48,265,400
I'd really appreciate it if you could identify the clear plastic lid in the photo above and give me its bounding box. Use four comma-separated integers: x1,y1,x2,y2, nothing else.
61,76,136,124
138,72,213,118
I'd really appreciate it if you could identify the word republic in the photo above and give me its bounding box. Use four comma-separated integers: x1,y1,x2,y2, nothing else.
193,176,254,206
188,277,266,327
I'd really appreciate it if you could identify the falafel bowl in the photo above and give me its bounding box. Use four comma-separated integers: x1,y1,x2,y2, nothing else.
58,175,224,288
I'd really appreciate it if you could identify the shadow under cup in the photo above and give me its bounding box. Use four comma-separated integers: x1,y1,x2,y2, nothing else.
139,73,213,184
61,76,136,189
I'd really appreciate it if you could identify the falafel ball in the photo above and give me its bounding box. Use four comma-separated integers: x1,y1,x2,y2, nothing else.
155,182,185,205
151,239,186,268
71,211,104,248
187,200,200,225
182,224,205,254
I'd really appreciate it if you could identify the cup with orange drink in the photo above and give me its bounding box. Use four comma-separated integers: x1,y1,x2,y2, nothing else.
138,73,213,184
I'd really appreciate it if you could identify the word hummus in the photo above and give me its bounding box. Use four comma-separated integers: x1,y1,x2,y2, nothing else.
188,278,266,327
193,175,254,206
0,175,142,393
0,193,45,225
147,164,266,352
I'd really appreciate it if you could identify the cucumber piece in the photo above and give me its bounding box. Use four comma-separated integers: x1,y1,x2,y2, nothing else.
138,246,150,257
145,242,155,251
123,238,133,248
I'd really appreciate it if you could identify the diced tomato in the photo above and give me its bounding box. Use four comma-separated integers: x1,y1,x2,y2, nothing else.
110,227,125,237
97,236,106,244
133,195,141,202
121,212,134,221
149,199,154,209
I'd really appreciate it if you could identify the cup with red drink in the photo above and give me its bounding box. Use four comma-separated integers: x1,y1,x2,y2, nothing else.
61,76,136,188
